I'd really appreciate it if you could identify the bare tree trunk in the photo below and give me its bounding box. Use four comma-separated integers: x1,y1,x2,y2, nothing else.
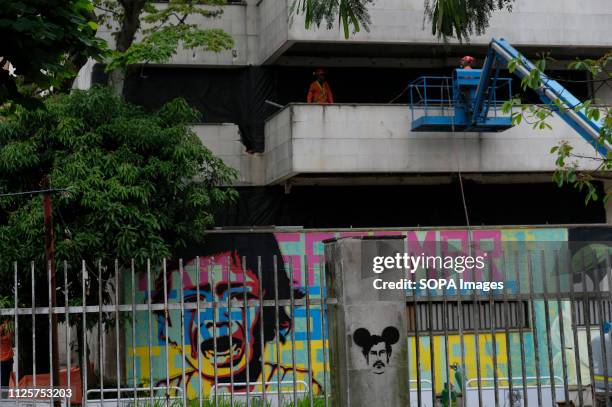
108,0,147,96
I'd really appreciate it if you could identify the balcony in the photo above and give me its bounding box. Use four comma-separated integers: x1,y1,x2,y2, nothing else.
262,104,603,185
197,105,605,187
258,0,612,64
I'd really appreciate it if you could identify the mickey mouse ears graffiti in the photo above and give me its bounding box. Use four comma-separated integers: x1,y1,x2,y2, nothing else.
353,326,400,375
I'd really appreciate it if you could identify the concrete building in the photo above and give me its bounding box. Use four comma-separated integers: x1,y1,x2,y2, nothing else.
80,0,612,227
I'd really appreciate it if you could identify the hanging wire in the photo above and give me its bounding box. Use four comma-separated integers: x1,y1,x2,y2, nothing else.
0,187,73,198
388,85,411,104
445,76,472,229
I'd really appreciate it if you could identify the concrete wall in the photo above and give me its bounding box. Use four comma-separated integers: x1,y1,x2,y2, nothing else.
267,0,612,59
258,0,290,64
193,124,263,185
263,107,294,183
170,4,251,66
263,104,603,184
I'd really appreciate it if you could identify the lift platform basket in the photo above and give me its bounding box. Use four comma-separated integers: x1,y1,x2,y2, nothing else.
408,69,514,133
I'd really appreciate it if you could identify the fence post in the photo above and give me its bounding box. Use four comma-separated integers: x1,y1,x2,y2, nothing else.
324,237,409,407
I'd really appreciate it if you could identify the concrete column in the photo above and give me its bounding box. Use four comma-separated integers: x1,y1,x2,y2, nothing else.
324,237,408,407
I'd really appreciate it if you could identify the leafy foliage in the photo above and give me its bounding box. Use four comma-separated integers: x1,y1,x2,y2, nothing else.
0,87,237,295
292,0,514,41
107,24,233,70
0,0,105,106
425,0,514,42
502,52,612,204
291,0,373,39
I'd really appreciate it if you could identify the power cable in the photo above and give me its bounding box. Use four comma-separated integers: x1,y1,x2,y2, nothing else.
539,76,611,84
0,187,73,198
444,76,472,407
444,77,472,230
388,85,410,104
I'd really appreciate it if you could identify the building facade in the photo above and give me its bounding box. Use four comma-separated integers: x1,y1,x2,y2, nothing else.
78,0,612,228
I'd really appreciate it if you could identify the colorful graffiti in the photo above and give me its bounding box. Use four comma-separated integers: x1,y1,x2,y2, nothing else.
124,226,612,399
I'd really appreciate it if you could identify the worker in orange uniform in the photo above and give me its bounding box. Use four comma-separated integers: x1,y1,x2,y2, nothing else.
459,56,476,117
0,319,13,396
307,68,334,104
460,56,475,69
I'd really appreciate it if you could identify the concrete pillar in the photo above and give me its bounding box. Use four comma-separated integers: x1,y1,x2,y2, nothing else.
324,237,409,407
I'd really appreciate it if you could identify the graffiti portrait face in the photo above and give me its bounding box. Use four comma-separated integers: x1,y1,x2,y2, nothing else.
181,252,261,381
152,233,307,397
369,342,388,374
353,326,400,375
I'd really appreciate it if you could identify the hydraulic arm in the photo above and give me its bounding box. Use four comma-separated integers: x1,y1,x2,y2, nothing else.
473,38,609,157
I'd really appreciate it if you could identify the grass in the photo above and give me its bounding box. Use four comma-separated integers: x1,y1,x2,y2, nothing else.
113,394,327,407
194,394,327,407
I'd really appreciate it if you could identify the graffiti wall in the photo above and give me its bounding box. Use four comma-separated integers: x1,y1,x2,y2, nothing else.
123,226,612,399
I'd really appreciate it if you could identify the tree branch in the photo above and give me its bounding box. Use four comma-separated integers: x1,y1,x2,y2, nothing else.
94,4,116,14
582,173,612,181
568,153,608,162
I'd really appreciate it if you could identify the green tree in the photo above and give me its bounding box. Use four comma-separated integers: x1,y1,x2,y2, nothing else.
0,86,238,382
1,0,235,102
95,0,235,94
292,0,514,41
502,53,612,203
1,0,238,384
0,0,105,106
425,0,515,42
0,86,237,281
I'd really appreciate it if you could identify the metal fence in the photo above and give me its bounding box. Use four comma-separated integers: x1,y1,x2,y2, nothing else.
1,249,612,406
405,249,612,407
0,256,331,406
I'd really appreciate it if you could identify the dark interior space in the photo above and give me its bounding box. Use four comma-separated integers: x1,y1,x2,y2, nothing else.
273,66,589,105
216,181,606,228
117,64,590,108
273,66,447,104
91,63,591,152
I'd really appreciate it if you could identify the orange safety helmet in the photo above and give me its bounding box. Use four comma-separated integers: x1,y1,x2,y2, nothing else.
313,68,327,76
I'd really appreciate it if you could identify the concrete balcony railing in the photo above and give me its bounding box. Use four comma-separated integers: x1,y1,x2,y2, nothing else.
263,103,604,185
259,0,612,63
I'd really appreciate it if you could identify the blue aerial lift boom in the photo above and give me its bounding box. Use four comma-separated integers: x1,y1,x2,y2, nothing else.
409,38,609,157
